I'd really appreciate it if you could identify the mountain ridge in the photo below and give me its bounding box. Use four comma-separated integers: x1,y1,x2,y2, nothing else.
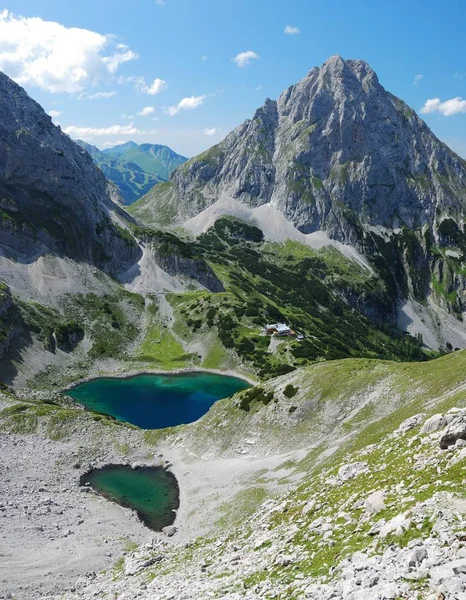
130,55,466,350
76,140,187,205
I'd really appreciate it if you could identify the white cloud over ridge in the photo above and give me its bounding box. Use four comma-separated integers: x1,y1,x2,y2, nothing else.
48,109,61,118
102,139,126,148
232,51,259,67
204,128,217,135
413,74,424,86
0,10,138,94
167,95,206,116
63,123,154,140
284,25,300,35
420,97,466,116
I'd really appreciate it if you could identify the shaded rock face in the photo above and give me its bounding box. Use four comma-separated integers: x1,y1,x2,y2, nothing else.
171,56,466,240
143,233,224,293
0,283,23,360
0,72,141,275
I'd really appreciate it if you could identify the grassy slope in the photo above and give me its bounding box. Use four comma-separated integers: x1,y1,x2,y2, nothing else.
152,220,429,380
171,351,466,460
118,145,187,179
54,350,466,600
127,181,180,226
11,218,436,390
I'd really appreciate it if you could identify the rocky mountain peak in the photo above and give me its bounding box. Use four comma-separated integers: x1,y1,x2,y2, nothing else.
136,55,466,240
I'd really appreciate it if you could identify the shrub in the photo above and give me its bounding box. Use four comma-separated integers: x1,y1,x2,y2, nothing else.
283,384,298,398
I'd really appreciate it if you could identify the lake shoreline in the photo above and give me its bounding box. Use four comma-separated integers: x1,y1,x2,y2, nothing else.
61,366,258,393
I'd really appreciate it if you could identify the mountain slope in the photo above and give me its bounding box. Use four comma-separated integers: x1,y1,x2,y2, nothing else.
132,55,466,233
4,352,465,599
105,142,188,180
0,72,141,275
130,56,466,349
75,140,164,205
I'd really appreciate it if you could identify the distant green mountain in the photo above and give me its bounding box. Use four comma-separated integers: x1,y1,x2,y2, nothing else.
75,141,187,205
103,142,188,181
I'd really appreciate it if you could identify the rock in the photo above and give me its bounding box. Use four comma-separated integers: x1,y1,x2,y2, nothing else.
302,500,316,515
124,554,163,576
337,462,369,482
365,490,386,515
162,525,177,537
421,414,447,434
397,414,425,435
439,415,466,449
408,546,428,567
379,513,411,538
453,564,466,575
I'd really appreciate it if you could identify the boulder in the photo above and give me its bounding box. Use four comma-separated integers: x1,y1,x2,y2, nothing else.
408,546,427,567
365,490,386,515
420,414,446,434
337,462,369,482
439,415,466,449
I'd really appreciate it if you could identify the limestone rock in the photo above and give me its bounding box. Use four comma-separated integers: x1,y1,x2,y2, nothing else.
439,414,466,449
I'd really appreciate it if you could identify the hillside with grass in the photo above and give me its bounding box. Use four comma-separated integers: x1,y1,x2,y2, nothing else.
4,352,465,599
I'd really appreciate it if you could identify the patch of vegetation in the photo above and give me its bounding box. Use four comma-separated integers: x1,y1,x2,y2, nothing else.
62,291,143,359
239,387,274,412
283,384,298,398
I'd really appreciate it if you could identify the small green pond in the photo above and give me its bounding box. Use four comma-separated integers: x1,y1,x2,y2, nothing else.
81,465,179,531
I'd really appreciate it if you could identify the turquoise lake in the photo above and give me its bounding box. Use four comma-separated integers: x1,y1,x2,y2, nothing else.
66,371,250,429
80,465,179,531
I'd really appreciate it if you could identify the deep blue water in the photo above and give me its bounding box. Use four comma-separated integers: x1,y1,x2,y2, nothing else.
66,372,250,429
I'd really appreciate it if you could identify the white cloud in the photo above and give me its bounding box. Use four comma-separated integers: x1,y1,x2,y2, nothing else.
232,50,259,68
48,109,61,118
0,10,138,94
138,106,155,117
156,0,166,5
145,78,168,95
256,84,262,91
167,95,207,116
78,90,117,100
284,25,300,35
413,74,424,86
202,55,208,61
204,128,217,135
101,139,126,148
63,123,153,140
124,76,168,95
420,97,466,116
121,113,134,119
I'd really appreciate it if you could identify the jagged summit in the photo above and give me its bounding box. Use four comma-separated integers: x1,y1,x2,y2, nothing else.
132,55,466,239
130,56,466,348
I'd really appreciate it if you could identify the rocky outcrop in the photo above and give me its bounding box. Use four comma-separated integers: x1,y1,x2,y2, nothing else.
135,56,466,237
0,72,142,276
132,56,466,326
134,229,224,292
0,283,23,359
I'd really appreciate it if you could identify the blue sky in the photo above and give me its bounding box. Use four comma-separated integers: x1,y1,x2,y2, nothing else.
2,0,466,157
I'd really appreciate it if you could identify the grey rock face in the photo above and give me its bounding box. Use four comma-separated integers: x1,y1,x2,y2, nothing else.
142,56,466,239
439,413,466,448
0,283,23,359
0,72,141,275
421,413,447,434
133,56,466,320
